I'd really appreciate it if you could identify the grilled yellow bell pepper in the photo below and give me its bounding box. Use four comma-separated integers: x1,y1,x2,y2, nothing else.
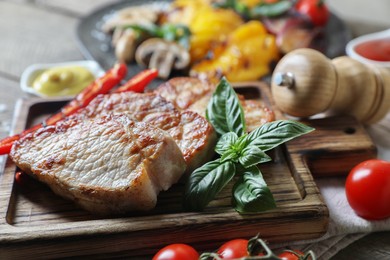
165,0,244,62
190,20,280,82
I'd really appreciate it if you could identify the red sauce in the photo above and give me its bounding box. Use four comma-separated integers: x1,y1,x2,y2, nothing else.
354,38,390,62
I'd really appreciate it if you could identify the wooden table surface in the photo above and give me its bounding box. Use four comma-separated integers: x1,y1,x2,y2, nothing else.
0,0,389,259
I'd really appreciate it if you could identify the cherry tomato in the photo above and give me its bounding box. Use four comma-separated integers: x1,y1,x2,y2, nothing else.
15,171,24,184
15,171,30,186
152,244,199,260
278,250,305,260
217,239,249,259
345,159,390,220
295,0,329,26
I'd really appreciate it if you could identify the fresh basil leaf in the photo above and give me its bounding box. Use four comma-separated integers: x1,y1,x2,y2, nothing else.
233,163,247,175
217,133,252,163
233,166,276,213
235,133,249,151
206,78,246,136
238,145,271,168
184,159,236,211
245,120,314,152
220,149,239,163
250,1,292,18
215,132,238,155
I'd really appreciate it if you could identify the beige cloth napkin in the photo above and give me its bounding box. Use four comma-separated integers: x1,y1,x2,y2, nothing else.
290,115,390,259
300,177,390,259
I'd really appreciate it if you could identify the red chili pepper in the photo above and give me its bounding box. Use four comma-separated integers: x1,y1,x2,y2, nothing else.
0,63,128,155
115,68,158,93
0,142,13,155
59,63,127,117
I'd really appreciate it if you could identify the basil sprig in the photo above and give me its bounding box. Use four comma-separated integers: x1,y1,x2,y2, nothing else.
184,78,314,213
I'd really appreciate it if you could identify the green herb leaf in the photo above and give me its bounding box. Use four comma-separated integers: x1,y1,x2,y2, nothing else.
160,24,191,49
245,120,314,152
218,133,253,163
250,0,292,18
206,77,246,136
238,145,271,168
235,133,249,151
220,149,239,163
184,159,236,211
212,0,250,17
215,132,238,155
122,23,158,36
120,23,191,49
233,166,276,213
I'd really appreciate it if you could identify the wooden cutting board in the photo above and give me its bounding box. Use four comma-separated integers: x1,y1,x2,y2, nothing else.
0,82,376,258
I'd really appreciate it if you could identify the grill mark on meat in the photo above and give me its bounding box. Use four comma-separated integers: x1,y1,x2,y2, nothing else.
154,77,214,111
40,156,66,170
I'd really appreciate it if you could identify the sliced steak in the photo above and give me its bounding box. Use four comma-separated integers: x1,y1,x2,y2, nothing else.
78,91,216,173
154,77,275,131
10,114,186,215
242,100,275,132
153,77,215,114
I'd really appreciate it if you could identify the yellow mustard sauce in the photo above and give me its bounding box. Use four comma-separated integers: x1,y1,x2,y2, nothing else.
32,66,95,96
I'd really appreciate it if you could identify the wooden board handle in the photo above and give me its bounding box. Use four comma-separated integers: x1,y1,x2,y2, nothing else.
286,116,377,177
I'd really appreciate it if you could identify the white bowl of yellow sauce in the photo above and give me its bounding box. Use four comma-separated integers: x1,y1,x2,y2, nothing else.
21,60,105,98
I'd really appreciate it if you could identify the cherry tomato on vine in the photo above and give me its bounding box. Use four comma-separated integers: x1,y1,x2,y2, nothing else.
345,159,390,220
152,244,199,260
217,239,249,259
278,250,305,260
295,0,329,27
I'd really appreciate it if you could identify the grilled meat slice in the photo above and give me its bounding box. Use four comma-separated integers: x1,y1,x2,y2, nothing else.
242,100,276,132
78,92,216,173
153,77,214,116
154,77,275,131
10,114,186,215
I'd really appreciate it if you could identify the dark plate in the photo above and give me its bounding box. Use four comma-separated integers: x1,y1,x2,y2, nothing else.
76,0,352,82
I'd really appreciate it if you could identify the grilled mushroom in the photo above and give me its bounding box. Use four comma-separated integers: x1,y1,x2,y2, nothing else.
115,29,137,63
101,5,161,63
135,38,190,79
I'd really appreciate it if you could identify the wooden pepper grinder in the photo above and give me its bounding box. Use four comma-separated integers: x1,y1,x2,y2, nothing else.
271,48,390,124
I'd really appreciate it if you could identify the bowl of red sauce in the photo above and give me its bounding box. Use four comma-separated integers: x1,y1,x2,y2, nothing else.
346,29,390,68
